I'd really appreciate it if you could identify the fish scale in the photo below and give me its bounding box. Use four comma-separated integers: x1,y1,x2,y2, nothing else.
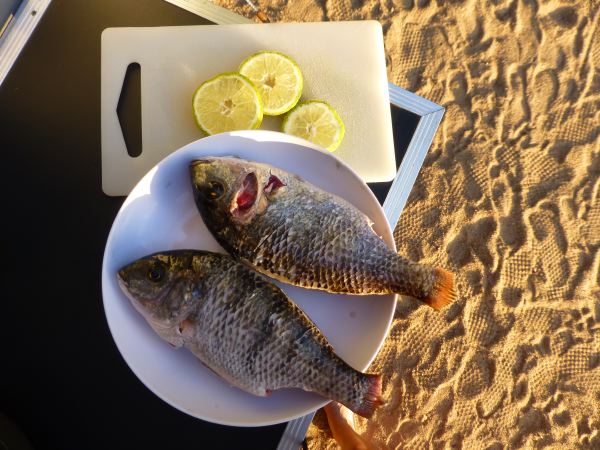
118,250,382,417
244,190,383,293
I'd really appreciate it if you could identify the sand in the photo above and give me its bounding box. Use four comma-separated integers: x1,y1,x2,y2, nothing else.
215,1,600,448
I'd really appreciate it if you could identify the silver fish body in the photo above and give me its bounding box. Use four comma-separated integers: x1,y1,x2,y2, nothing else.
190,157,455,310
117,250,382,417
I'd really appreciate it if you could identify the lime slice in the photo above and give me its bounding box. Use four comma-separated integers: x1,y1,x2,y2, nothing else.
282,100,345,152
192,72,263,135
239,51,303,116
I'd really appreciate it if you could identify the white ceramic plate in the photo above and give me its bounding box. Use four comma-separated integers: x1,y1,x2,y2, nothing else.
101,130,396,427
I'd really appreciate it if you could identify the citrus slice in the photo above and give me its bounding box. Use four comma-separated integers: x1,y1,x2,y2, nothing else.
282,100,345,152
192,72,263,135
239,51,303,116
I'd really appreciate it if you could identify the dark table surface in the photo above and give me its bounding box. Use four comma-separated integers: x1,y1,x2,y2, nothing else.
0,1,418,448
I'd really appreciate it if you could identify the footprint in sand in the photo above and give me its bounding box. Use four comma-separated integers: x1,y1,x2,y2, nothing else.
524,152,573,208
494,0,517,24
550,327,577,355
396,418,420,440
510,408,550,447
502,64,531,134
502,286,523,307
531,68,558,129
551,408,572,427
484,443,504,450
575,417,600,446
589,352,600,370
548,140,572,163
446,215,497,268
385,21,430,91
581,177,600,245
512,375,529,402
324,0,366,20
455,351,493,399
548,6,578,28
528,201,571,292
487,160,527,256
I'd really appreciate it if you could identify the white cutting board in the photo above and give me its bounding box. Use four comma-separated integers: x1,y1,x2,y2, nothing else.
101,21,395,196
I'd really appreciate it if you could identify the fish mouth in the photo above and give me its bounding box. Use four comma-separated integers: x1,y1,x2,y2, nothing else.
115,270,148,305
116,271,135,299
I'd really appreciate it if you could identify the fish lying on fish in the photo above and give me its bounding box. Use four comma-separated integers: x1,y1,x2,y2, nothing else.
190,157,456,310
117,250,383,418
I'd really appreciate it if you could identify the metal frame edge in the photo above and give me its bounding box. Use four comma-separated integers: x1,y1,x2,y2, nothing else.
0,0,52,87
383,83,445,229
163,0,253,24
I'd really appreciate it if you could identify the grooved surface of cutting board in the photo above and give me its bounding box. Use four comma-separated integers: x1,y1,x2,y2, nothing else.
101,21,395,196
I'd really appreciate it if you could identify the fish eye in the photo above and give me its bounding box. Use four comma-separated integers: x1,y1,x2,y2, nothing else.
201,181,224,200
147,262,165,282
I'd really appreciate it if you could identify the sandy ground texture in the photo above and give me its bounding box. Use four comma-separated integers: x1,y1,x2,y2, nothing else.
215,0,600,448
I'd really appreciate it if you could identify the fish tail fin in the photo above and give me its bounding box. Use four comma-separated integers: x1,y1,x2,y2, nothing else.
353,373,383,418
423,267,456,310
389,254,456,310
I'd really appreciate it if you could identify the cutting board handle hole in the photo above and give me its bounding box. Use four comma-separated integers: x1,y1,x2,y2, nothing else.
117,62,142,158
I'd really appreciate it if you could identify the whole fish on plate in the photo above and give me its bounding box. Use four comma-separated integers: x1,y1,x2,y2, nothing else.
190,157,456,310
117,249,383,418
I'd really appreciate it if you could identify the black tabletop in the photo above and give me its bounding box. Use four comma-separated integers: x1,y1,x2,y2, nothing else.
0,1,418,449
